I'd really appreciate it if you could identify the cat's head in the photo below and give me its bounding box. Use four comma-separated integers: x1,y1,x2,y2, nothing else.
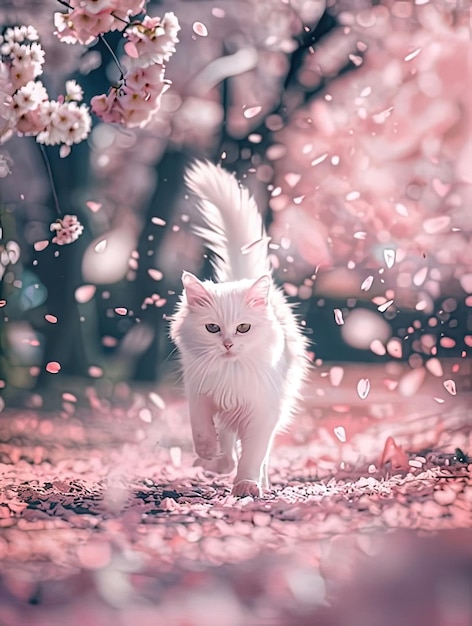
174,271,279,362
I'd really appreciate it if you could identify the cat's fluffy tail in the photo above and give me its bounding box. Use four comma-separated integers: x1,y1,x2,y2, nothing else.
185,160,271,282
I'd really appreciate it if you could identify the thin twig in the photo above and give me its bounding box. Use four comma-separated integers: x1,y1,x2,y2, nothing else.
99,34,125,81
56,0,130,26
39,143,62,217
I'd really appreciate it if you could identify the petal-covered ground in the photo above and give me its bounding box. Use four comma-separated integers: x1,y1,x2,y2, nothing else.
0,363,471,625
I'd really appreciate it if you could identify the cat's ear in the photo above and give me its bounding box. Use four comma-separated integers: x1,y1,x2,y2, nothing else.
246,275,271,308
182,271,213,307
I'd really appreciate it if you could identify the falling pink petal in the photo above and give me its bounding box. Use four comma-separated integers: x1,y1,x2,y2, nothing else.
334,426,346,442
114,307,128,316
44,314,57,324
353,231,367,240
377,299,394,313
95,240,107,253
395,203,409,216
248,134,262,143
75,285,96,303
413,267,428,287
311,153,328,166
404,47,422,61
332,404,350,413
361,275,374,291
425,358,443,377
149,392,166,410
283,283,298,297
439,337,456,349
370,339,386,356
62,392,77,403
434,397,445,404
285,173,301,188
45,361,61,374
59,145,71,158
329,366,344,387
346,191,360,201
357,378,371,400
86,201,102,213
192,21,208,37
334,308,344,325
124,41,139,58
243,106,262,119
88,366,103,378
0,300,7,307
386,338,403,359
459,274,472,293
148,269,163,281
432,178,451,197
349,53,363,66
423,216,451,234
398,367,426,397
383,249,396,268
102,336,118,347
443,379,456,396
151,217,166,226
34,240,49,251
139,408,152,423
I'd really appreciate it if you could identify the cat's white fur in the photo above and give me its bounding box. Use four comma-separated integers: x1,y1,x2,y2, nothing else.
170,161,309,497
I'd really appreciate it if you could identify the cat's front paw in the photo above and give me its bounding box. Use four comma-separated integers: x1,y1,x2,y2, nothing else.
231,480,261,498
193,434,218,460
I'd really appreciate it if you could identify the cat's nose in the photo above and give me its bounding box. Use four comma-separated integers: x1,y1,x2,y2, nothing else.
223,339,233,351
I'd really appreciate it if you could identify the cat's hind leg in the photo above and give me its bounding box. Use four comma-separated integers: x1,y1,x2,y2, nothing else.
194,426,236,474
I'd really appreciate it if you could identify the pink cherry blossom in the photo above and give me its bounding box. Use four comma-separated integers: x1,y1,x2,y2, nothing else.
12,80,48,111
36,100,91,146
54,0,146,44
50,214,84,245
1,27,91,150
90,91,123,124
91,64,170,128
65,79,84,102
0,153,13,177
124,12,180,68
54,9,115,45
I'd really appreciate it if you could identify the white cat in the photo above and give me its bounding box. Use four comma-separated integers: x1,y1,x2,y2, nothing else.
170,161,309,497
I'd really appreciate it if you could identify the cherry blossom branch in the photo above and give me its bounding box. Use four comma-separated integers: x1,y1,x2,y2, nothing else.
38,144,62,217
1,5,181,245
98,34,125,81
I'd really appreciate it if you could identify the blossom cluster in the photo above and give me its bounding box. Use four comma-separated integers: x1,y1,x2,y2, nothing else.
90,12,180,128
0,25,91,148
50,214,84,245
54,0,146,46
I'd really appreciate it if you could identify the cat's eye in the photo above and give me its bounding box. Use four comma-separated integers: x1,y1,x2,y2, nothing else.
205,323,220,333
236,323,251,334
